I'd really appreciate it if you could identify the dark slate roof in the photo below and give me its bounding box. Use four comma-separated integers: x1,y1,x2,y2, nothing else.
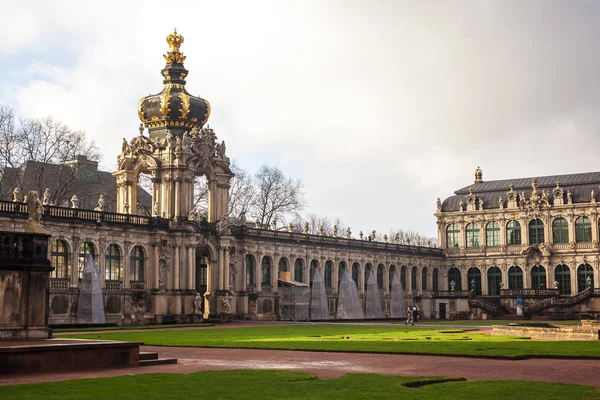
441,171,600,212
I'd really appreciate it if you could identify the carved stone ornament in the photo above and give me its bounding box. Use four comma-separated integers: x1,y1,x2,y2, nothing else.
26,191,44,224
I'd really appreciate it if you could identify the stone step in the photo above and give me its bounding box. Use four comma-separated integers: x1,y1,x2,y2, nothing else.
139,352,159,361
138,358,178,367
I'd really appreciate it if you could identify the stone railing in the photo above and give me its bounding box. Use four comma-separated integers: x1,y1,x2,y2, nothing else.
130,281,146,291
524,287,594,314
432,290,470,298
105,281,123,291
468,297,500,315
552,243,571,251
500,288,560,297
465,247,481,254
50,279,69,291
576,242,594,250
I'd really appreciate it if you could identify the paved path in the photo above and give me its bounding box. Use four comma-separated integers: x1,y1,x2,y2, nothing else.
2,346,600,388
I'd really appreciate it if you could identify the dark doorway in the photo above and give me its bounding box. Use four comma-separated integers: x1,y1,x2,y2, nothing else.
439,303,447,320
195,253,208,314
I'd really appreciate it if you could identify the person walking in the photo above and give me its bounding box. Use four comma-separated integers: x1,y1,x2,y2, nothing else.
413,305,419,322
405,306,414,326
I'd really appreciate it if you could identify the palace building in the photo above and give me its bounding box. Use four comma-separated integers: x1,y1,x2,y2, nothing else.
0,31,598,325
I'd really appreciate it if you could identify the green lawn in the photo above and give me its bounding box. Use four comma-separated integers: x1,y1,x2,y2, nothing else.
1,370,599,400
52,323,213,332
57,324,600,358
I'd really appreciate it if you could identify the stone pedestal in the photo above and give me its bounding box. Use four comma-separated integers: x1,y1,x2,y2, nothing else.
0,228,53,340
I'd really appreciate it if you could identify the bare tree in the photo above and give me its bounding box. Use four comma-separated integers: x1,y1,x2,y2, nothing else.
251,165,304,226
0,106,99,205
227,161,255,220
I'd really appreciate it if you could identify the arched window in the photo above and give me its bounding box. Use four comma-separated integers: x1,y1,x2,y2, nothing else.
467,267,482,295
575,216,592,243
448,267,461,291
364,263,373,290
466,223,480,248
324,260,333,289
198,254,208,287
261,256,272,287
400,266,407,290
577,264,594,292
294,258,304,282
376,264,384,290
411,266,418,290
310,259,319,287
389,265,397,291
486,222,500,247
78,242,95,280
487,267,502,296
50,240,69,279
531,265,546,289
351,262,360,284
446,223,460,248
432,268,439,292
105,244,121,281
129,246,145,282
338,261,347,283
552,217,569,244
422,267,428,291
528,219,544,245
508,266,523,290
506,220,522,246
246,255,255,286
554,264,571,295
278,257,288,272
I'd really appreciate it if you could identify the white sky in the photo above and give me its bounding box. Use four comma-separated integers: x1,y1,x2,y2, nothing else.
2,0,600,237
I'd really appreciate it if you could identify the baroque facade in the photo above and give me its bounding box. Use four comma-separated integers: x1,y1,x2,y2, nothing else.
1,31,598,325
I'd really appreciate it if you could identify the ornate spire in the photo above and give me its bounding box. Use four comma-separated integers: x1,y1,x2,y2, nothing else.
474,166,483,183
164,28,186,64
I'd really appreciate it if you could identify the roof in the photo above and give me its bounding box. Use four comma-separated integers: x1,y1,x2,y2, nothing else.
441,171,600,212
278,279,309,287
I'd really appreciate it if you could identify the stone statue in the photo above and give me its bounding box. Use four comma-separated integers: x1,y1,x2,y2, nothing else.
498,196,503,209
592,190,596,203
71,194,79,209
255,218,261,228
193,293,202,315
586,275,592,288
436,197,442,211
567,191,572,204
450,280,456,291
416,235,421,246
182,131,190,147
153,200,159,216
94,194,105,211
303,221,309,234
287,222,293,232
122,138,128,154
394,233,400,244
478,198,484,210
553,280,559,289
371,230,376,241
319,225,324,235
541,190,548,203
427,239,432,247
221,294,232,314
12,187,21,202
271,217,277,230
43,188,51,205
383,234,388,242
405,234,410,245
359,231,364,240
188,207,198,221
346,227,351,238
26,191,43,224
333,225,338,237
459,199,464,212
175,136,182,152
216,140,226,157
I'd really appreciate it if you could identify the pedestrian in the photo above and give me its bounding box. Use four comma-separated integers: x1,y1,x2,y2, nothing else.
413,305,418,323
405,306,414,326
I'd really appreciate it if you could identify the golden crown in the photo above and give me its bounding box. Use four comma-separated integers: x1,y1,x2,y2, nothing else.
166,28,184,52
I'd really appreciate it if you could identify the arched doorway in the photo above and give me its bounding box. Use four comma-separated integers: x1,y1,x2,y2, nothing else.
508,266,523,290
487,267,502,296
531,265,546,289
467,267,482,295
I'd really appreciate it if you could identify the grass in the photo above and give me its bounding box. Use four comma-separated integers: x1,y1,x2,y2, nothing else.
57,324,600,359
52,323,212,332
1,370,599,400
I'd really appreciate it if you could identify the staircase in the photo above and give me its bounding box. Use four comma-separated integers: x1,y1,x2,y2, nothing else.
468,297,503,317
138,352,178,367
524,288,594,316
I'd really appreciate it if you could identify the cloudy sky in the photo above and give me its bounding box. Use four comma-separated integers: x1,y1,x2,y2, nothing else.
1,0,600,237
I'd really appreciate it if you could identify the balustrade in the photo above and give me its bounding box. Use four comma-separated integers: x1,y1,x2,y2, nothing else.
50,279,69,291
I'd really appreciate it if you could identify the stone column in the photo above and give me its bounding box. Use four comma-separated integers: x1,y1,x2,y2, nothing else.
383,266,389,294
174,177,180,219
406,267,412,295
333,262,339,293
522,264,529,289
568,218,576,247
173,245,180,290
153,243,160,289
592,216,599,243
522,219,530,246
70,237,80,288
224,247,230,291
358,265,365,295
255,253,262,293
218,248,225,290
207,180,217,222
123,241,130,289
461,268,468,292
501,266,508,290
427,267,434,294
481,266,488,295
187,245,194,290
570,261,577,294
499,221,507,247
240,252,247,292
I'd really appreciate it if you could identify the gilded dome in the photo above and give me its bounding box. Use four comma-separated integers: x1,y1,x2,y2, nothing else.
138,29,210,135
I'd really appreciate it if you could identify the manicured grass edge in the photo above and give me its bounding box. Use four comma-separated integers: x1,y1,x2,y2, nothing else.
52,323,215,333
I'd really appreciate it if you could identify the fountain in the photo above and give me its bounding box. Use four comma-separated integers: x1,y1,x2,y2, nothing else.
310,268,329,320
336,270,365,319
365,270,383,318
77,255,106,324
389,272,406,318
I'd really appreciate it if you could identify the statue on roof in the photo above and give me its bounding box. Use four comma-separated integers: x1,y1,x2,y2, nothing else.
26,191,43,224
474,166,483,183
436,197,442,212
567,191,573,204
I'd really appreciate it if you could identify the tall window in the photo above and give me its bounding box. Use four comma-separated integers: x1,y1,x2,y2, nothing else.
294,258,304,282
508,266,523,290
129,246,145,282
528,219,544,245
338,261,347,283
448,267,461,291
246,255,255,286
577,264,594,292
278,257,288,272
50,240,69,279
389,265,397,291
105,244,121,281
400,266,407,290
324,260,333,289
446,223,460,248
486,221,500,247
364,263,373,290
552,217,569,244
421,267,428,291
78,242,95,280
467,267,482,295
575,216,592,243
376,264,384,290
555,264,571,295
310,260,319,287
352,262,360,284
261,256,272,287
199,255,208,286
506,220,522,246
432,268,439,291
487,267,502,296
466,223,480,248
411,266,418,290
531,265,546,289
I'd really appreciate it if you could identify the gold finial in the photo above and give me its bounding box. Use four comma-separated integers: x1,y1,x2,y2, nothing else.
164,29,186,64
